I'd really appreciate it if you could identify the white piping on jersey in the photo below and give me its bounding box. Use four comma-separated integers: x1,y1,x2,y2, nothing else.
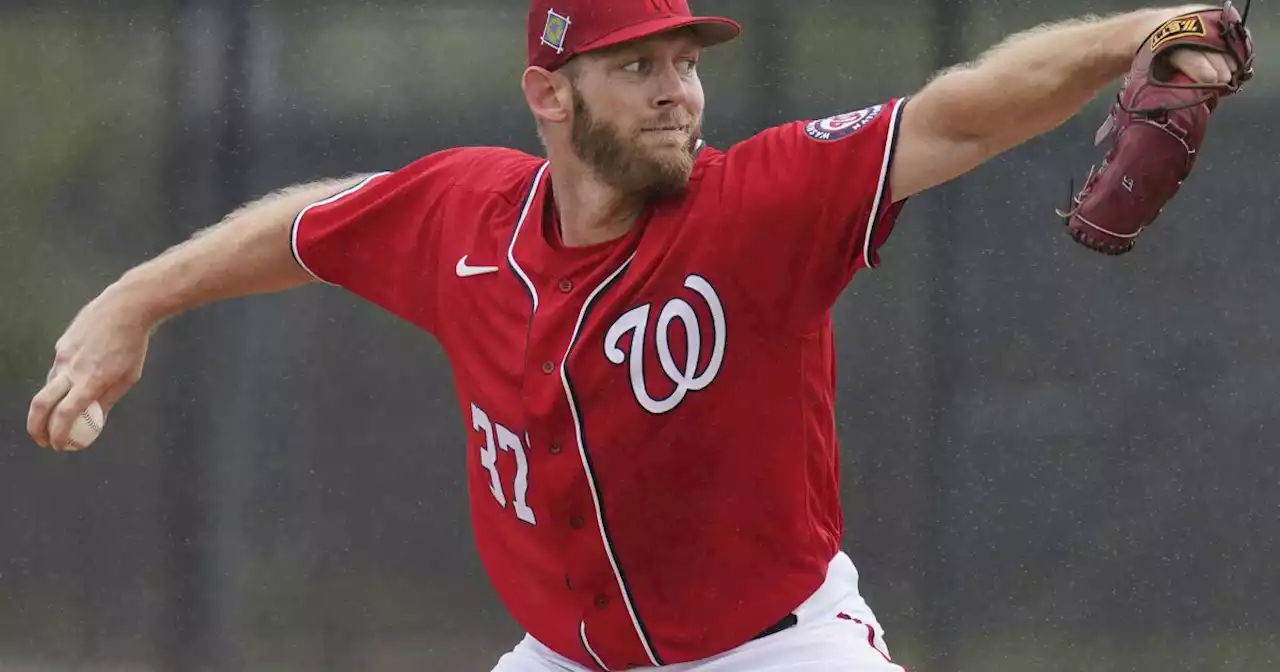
560,251,663,667
580,621,611,671
506,161,657,666
290,172,391,286
507,162,551,313
861,98,907,270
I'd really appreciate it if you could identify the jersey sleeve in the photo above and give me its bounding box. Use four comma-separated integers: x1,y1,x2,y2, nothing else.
290,146,481,335
716,97,909,330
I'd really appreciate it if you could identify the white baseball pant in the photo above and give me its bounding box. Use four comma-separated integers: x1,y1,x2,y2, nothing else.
492,551,907,671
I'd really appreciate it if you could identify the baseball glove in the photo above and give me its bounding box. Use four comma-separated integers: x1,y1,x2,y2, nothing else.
1056,0,1255,255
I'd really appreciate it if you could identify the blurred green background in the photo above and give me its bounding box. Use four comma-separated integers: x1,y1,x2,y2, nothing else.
2,0,1279,670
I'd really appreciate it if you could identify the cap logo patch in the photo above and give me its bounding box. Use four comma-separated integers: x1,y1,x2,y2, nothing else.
541,9,571,54
803,104,884,142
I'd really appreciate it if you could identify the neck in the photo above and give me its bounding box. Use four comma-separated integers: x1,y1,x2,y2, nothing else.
547,157,646,248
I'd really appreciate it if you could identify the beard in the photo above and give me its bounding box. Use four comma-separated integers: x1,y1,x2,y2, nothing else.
570,88,702,202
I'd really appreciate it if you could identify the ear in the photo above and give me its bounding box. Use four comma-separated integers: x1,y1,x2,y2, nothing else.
522,66,572,125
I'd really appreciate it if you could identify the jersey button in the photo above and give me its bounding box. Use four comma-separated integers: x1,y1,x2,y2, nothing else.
548,442,563,455
569,515,585,530
558,278,574,293
541,361,555,375
594,593,609,610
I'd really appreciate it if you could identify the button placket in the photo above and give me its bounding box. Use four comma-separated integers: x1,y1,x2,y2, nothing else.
512,250,647,666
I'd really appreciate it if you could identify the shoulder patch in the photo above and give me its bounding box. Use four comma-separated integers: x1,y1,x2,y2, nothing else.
803,104,885,142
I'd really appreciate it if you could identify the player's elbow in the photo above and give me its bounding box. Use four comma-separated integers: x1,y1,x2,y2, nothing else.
887,94,999,200
910,68,999,143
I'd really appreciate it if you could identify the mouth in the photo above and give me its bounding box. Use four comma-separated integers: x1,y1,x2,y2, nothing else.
643,125,688,133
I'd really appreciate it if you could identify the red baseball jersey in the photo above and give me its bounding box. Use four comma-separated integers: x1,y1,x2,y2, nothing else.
292,97,908,670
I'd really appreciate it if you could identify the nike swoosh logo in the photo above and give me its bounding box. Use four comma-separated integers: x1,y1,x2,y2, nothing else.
456,256,500,278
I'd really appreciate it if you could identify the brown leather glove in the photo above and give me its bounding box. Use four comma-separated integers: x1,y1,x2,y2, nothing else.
1057,1,1256,255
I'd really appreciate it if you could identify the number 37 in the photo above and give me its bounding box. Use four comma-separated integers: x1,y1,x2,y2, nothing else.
471,404,537,525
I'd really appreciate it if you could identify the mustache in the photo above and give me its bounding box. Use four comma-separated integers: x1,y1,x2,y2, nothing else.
639,115,698,133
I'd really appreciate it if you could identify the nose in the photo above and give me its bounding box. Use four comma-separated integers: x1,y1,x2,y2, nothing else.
652,62,689,110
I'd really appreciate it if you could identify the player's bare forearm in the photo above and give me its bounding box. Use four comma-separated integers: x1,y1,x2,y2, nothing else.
890,4,1213,200
28,175,370,449
108,175,370,326
932,6,1208,146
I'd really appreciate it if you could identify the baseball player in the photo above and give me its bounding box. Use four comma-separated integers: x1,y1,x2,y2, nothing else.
27,1,1250,670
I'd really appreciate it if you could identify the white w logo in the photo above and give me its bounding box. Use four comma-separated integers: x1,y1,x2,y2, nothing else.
604,274,727,415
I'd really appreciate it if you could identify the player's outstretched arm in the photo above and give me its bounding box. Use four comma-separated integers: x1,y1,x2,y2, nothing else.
27,175,372,451
888,4,1240,201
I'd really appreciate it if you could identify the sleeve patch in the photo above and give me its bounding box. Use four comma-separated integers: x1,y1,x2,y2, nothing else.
803,104,885,142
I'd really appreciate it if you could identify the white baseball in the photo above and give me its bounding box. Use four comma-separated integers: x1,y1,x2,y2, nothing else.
67,401,105,452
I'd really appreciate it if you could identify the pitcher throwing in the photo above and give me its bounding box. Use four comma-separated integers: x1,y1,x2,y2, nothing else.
28,1,1253,669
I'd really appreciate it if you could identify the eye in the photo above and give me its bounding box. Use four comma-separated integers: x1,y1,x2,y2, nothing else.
621,59,647,74
678,58,699,76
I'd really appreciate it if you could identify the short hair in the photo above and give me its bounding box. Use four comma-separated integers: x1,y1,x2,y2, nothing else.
558,57,583,83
